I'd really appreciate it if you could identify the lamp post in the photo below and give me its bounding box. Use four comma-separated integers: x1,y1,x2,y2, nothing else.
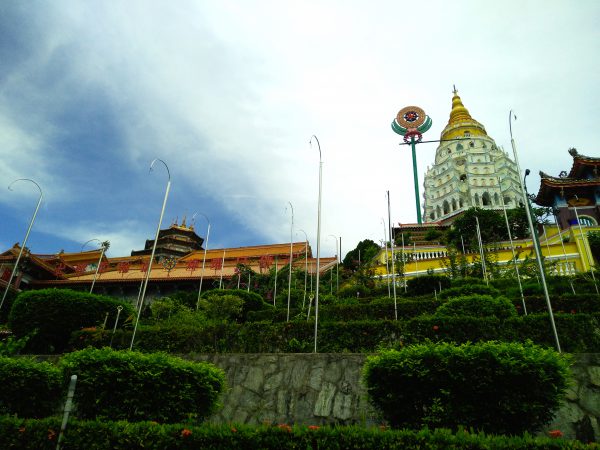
0,179,43,312
309,135,323,353
381,219,391,297
387,191,398,320
572,196,599,295
510,111,560,352
130,159,171,351
286,202,294,322
328,234,339,295
195,213,210,310
81,239,110,294
297,229,309,311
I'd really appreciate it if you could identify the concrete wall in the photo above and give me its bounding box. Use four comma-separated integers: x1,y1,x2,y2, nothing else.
191,353,600,441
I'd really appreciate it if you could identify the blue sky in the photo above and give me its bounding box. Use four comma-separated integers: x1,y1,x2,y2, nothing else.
1,1,599,259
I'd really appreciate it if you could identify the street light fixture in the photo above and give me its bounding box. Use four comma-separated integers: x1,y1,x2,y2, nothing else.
130,159,171,350
81,238,110,294
309,135,323,353
0,179,43,312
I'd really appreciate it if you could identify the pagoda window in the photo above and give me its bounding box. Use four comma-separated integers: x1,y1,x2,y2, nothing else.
430,212,435,220
469,141,475,148
504,196,512,205
452,198,457,211
459,198,464,207
436,205,442,217
443,200,450,215
448,149,452,155
579,215,597,226
464,131,471,137
482,192,491,206
494,193,499,205
474,193,480,206
456,143,464,151
482,142,487,148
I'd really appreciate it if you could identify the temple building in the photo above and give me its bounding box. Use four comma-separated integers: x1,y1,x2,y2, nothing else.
423,89,522,223
535,148,600,228
0,221,336,301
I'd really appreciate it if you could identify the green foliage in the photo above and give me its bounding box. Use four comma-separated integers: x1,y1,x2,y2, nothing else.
59,348,225,423
150,297,190,320
0,330,30,356
9,289,133,353
198,293,244,322
423,229,443,242
446,208,507,249
339,284,371,298
435,295,517,319
439,283,500,300
343,239,380,270
200,288,270,321
0,289,17,324
0,356,62,417
588,231,600,264
406,275,451,296
363,341,570,435
0,417,593,450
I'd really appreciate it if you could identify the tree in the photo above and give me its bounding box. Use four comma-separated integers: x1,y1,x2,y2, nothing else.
342,239,380,270
446,208,506,250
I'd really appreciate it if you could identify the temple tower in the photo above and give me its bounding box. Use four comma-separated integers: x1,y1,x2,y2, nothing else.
423,89,522,222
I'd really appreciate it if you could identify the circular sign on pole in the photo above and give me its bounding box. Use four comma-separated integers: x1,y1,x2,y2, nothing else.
396,106,426,129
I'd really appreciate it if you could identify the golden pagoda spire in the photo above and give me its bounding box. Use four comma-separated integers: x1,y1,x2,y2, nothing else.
440,87,487,141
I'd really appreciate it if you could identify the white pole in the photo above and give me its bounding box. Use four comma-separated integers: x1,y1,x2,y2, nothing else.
130,159,171,351
218,249,226,289
286,202,294,321
310,135,322,353
196,214,210,309
1,179,43,311
387,192,398,320
273,255,278,306
382,218,391,297
297,229,309,311
475,216,488,285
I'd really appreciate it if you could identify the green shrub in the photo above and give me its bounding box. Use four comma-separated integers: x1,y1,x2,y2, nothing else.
0,356,62,417
438,284,500,300
201,288,270,320
339,284,371,298
9,289,133,353
436,295,517,319
198,293,244,322
59,348,225,422
518,294,600,315
150,296,190,320
363,341,570,435
407,275,450,296
0,417,593,450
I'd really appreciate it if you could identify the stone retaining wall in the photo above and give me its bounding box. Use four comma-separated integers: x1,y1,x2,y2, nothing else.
191,353,600,441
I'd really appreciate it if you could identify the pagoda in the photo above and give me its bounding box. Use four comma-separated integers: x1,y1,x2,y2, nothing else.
423,89,521,223
535,148,600,228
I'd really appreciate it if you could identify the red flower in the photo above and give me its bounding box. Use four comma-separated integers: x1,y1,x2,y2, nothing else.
379,425,388,431
571,309,577,314
308,425,320,430
231,427,238,433
277,423,292,433
432,325,439,331
18,426,25,433
181,428,192,438
549,429,563,438
48,429,57,441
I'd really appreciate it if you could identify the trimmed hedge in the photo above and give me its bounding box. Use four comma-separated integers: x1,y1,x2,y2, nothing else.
363,341,570,435
0,417,593,449
9,289,133,353
59,348,225,423
407,275,451,296
435,295,517,319
0,356,63,418
438,284,501,300
517,294,600,315
201,288,271,320
70,313,600,353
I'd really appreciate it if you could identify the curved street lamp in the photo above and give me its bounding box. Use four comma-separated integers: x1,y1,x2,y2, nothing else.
0,179,43,311
194,213,211,309
130,159,171,350
296,229,309,311
309,135,323,353
81,238,110,294
286,202,294,321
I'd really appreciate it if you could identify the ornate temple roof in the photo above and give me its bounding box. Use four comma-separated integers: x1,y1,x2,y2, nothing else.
568,148,600,179
440,88,488,141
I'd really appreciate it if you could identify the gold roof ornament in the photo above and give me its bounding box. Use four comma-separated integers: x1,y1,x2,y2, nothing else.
440,87,487,141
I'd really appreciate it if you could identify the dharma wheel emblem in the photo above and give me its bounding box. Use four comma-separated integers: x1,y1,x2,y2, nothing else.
392,106,432,143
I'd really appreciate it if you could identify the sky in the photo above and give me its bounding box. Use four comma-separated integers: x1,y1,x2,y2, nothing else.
1,1,599,260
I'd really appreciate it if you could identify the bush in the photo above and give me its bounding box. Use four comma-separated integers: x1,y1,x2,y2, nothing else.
199,293,244,322
407,276,450,296
339,284,372,299
436,295,517,319
150,297,190,320
438,284,500,300
0,356,63,417
59,348,225,422
9,289,133,353
363,341,570,435
200,289,270,321
0,417,592,450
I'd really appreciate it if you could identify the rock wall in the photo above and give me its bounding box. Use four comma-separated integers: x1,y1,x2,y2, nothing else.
191,353,600,441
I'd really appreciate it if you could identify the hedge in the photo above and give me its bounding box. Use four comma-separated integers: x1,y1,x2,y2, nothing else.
438,284,501,300
0,356,63,418
435,295,517,319
200,288,271,320
363,341,570,435
9,289,133,353
70,313,600,353
517,294,600,315
0,417,594,449
59,348,225,423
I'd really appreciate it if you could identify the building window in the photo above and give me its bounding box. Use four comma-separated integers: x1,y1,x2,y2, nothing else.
482,192,491,206
579,215,597,226
464,131,471,137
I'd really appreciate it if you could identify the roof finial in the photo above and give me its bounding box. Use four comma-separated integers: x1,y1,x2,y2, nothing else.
452,84,458,95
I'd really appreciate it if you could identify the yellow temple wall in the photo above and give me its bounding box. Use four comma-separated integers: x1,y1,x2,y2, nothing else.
374,225,599,280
